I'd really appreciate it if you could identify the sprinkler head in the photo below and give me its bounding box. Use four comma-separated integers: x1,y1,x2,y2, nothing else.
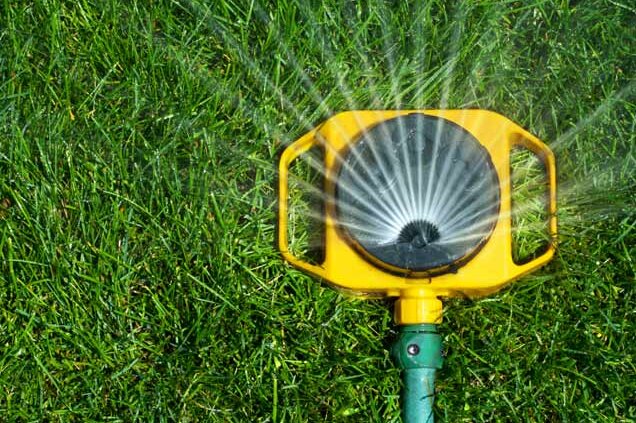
279,110,556,324
335,114,500,276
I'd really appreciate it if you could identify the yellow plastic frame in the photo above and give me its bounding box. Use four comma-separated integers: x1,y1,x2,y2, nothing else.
278,110,557,324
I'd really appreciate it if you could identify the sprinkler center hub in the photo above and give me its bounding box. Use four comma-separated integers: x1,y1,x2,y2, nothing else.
398,220,440,248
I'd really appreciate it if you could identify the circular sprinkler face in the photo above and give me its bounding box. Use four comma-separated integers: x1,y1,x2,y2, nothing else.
335,114,501,275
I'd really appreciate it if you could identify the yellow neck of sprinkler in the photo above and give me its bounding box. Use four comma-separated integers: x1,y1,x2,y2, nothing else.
394,289,444,324
278,110,557,325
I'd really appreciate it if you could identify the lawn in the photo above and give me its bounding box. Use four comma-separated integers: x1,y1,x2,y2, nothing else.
1,1,635,421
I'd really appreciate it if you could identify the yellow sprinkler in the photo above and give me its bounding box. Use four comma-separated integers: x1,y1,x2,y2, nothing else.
278,110,556,422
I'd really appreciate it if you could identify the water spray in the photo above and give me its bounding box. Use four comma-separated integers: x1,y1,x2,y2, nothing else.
278,110,556,422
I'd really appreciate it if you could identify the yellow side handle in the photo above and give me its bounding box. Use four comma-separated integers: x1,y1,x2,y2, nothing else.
278,131,328,280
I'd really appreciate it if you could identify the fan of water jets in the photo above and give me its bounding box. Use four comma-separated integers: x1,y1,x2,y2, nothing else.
335,114,501,272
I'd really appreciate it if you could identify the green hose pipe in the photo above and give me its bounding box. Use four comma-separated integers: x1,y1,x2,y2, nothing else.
392,324,443,423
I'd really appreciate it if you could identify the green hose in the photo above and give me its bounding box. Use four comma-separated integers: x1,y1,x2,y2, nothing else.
392,324,443,423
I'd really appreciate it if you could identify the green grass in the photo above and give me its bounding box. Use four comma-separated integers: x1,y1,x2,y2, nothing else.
1,0,635,421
